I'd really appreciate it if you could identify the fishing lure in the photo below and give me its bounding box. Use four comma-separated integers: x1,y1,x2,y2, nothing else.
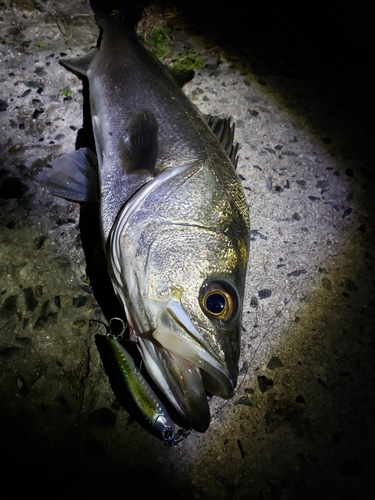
105,318,176,445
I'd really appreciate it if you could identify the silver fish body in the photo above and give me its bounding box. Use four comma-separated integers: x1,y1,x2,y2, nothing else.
36,1,250,433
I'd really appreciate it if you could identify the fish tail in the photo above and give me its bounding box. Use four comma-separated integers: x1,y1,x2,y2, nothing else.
90,0,146,30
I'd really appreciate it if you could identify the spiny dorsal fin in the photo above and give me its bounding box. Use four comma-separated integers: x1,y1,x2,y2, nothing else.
119,109,158,175
205,115,239,169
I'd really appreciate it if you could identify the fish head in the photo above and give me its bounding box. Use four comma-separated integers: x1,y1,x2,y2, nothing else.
109,161,249,431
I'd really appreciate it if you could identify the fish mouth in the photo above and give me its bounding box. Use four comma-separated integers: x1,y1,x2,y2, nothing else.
140,299,238,432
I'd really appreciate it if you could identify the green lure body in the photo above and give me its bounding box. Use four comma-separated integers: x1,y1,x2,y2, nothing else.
107,336,175,443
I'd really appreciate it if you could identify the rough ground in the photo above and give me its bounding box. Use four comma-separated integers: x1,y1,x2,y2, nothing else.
0,1,374,499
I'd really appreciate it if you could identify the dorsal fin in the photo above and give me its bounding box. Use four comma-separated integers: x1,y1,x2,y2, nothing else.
205,115,239,169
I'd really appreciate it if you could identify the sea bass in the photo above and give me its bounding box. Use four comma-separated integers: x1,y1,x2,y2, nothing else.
36,0,250,433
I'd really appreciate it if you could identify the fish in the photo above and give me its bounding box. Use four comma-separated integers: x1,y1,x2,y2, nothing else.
106,320,175,444
36,0,250,434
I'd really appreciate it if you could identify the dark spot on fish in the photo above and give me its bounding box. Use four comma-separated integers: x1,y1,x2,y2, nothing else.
287,269,307,277
70,125,77,131
0,99,9,111
296,180,306,186
274,185,283,192
316,180,329,189
54,296,61,309
275,145,283,151
89,408,117,429
295,395,306,405
253,165,262,171
238,174,246,181
73,295,87,308
244,387,254,394
0,178,29,199
258,289,272,299
54,134,65,141
283,180,290,188
0,346,21,360
264,147,276,154
258,375,273,393
23,287,38,312
282,150,298,157
0,295,18,319
267,356,283,370
32,108,45,119
248,109,258,116
343,207,353,218
308,196,320,202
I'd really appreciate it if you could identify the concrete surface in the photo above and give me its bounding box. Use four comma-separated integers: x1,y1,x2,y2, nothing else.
0,1,374,499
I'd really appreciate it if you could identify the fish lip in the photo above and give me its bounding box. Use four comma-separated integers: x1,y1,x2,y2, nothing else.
152,298,236,399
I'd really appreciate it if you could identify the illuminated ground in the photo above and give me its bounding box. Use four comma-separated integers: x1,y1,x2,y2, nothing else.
0,1,374,498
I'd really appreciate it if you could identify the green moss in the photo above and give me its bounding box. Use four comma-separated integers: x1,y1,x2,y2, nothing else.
170,48,205,71
60,88,72,97
142,26,204,71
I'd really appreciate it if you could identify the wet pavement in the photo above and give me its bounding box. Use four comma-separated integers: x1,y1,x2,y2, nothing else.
0,1,374,499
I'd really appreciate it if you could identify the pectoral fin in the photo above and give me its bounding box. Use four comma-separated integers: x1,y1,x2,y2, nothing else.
35,147,98,202
119,109,158,176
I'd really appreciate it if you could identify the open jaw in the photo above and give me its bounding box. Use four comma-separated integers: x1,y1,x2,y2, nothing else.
138,300,238,432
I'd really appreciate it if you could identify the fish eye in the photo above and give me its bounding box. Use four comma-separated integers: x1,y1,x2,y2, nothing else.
205,293,226,315
200,281,238,322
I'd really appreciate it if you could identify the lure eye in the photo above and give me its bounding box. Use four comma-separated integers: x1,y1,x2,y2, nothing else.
201,281,238,322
